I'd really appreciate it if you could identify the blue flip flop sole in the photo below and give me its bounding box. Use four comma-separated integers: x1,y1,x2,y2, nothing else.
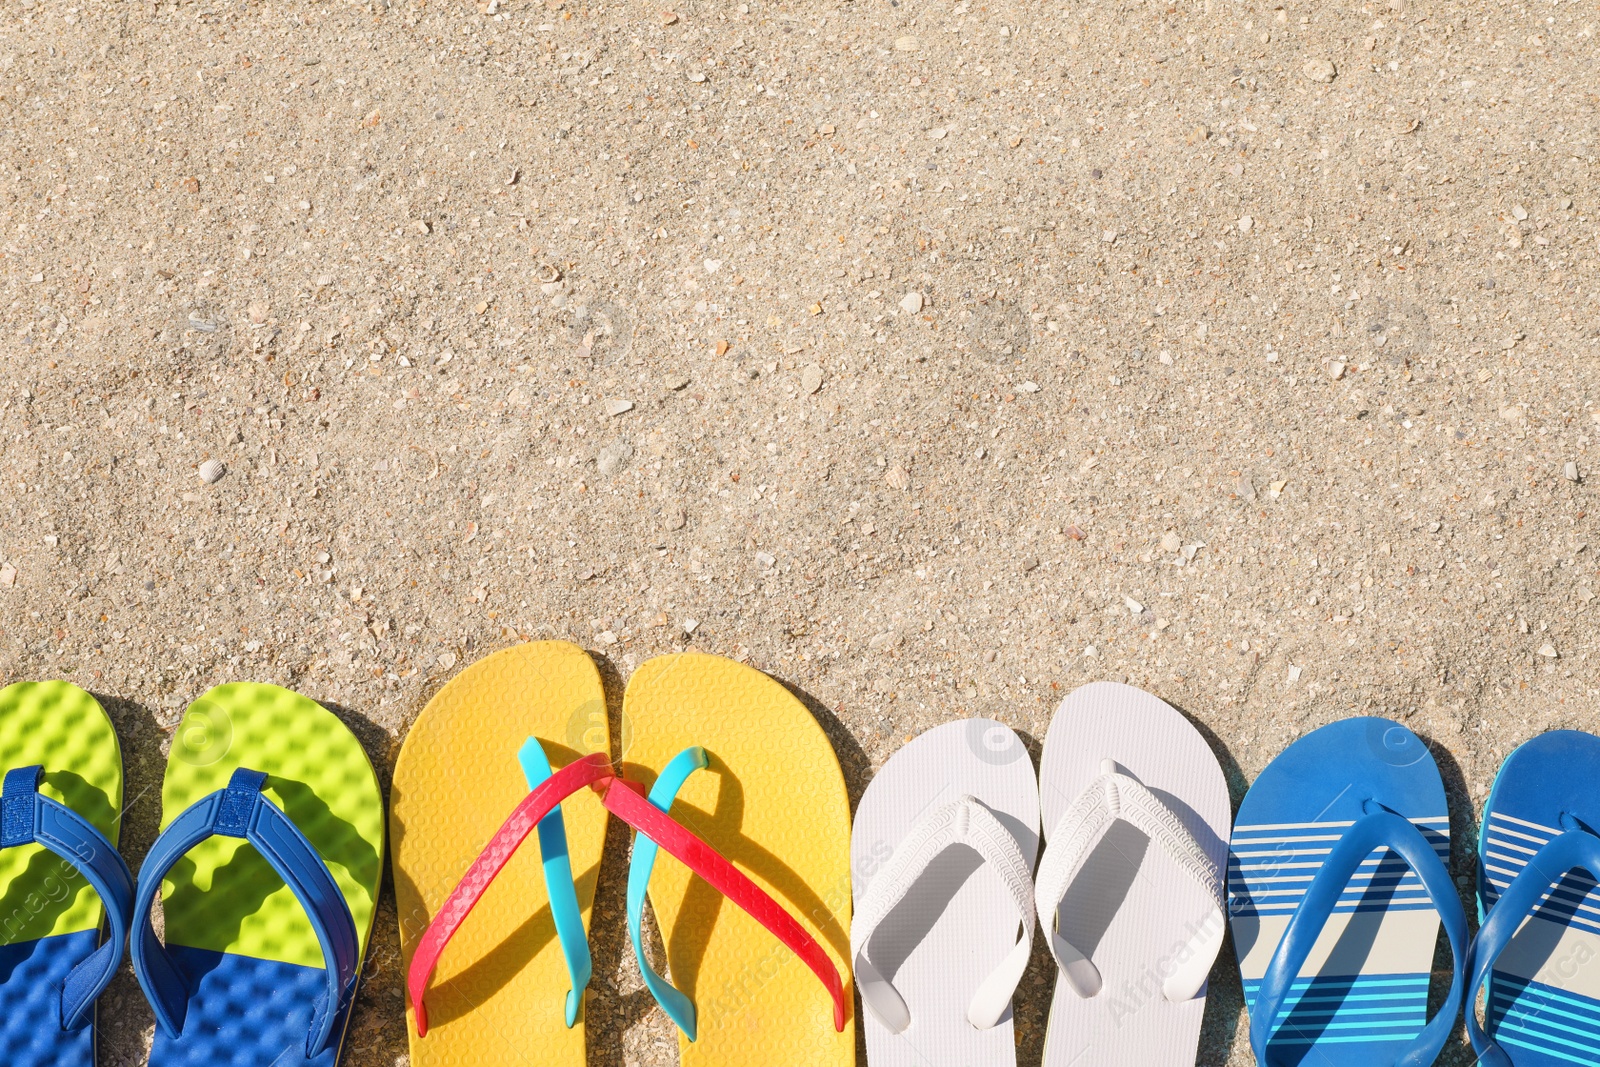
149,946,345,1067
0,931,100,1067
1229,717,1450,1066
1479,730,1600,1067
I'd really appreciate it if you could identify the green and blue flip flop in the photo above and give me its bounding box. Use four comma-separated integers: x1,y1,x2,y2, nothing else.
130,683,385,1067
0,681,134,1067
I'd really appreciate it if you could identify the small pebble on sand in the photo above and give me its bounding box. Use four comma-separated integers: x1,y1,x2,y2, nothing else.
1303,58,1336,83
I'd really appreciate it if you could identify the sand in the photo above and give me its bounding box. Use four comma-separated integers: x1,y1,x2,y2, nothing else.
2,0,1595,1062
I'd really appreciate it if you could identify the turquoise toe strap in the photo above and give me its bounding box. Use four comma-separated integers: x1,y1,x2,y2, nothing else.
518,738,594,1028
627,745,710,1040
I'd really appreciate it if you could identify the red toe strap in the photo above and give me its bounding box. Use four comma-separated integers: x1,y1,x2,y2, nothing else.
406,752,615,1036
407,753,848,1038
600,777,849,1033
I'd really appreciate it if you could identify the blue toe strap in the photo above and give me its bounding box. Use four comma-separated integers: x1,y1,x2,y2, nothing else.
1466,826,1600,1066
518,738,593,1028
0,765,135,1032
626,745,710,1041
1250,807,1468,1067
129,767,360,1058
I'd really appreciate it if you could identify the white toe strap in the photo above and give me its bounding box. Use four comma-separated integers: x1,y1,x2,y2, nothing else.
851,795,1035,1033
1034,760,1224,1003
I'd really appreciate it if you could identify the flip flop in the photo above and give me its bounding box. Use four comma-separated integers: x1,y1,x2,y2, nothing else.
391,641,611,1066
1229,716,1468,1066
0,681,134,1067
403,650,849,1062
1469,730,1600,1066
1033,681,1231,1066
849,719,1040,1066
619,652,853,1066
131,683,385,1067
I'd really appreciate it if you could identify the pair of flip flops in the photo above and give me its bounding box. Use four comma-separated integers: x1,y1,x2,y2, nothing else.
0,679,383,1067
392,642,855,1067
849,682,1231,1066
1235,718,1600,1067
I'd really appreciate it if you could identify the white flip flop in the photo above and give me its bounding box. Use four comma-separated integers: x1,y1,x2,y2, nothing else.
1034,682,1231,1066
850,719,1041,1066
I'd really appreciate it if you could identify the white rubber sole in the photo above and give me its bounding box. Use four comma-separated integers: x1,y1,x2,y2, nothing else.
851,718,1041,1067
1037,682,1231,1067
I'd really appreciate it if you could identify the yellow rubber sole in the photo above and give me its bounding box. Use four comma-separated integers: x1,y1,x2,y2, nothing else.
622,652,855,1067
391,641,610,1067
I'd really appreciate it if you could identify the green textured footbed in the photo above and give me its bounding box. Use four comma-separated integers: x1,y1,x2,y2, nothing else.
160,683,384,967
0,681,122,945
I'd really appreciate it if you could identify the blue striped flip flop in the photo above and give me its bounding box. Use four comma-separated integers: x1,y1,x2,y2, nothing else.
1228,717,1468,1066
1469,730,1600,1066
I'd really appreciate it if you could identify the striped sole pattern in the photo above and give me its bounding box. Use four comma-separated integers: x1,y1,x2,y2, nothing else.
1240,973,1430,1049
1229,817,1451,918
1483,812,1600,931
1491,975,1600,1065
1482,812,1600,1063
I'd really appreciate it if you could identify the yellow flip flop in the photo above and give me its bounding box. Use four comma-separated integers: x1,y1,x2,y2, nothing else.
391,641,610,1066
619,652,855,1066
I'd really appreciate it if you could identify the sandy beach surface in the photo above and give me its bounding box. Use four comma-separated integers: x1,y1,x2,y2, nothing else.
2,0,1596,1062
